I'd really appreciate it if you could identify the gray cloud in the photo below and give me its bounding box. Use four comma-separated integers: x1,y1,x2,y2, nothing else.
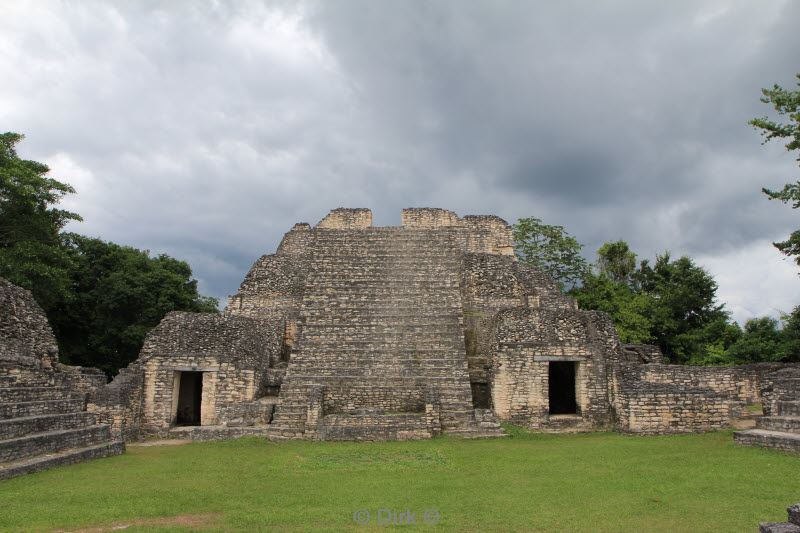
1,0,798,322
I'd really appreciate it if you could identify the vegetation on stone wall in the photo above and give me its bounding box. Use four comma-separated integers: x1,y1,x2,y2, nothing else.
0,132,217,376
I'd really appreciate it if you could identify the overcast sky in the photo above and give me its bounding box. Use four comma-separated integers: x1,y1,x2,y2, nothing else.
2,1,798,323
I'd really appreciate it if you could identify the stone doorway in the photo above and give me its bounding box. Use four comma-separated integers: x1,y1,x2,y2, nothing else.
175,371,203,426
548,361,577,415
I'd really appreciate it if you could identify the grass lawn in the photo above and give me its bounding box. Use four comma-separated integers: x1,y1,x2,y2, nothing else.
0,429,798,532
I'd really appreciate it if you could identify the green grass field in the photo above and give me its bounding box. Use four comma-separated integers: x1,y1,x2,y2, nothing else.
0,429,798,532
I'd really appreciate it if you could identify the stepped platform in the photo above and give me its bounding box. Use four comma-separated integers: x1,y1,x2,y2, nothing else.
272,226,487,438
735,400,800,455
0,379,124,480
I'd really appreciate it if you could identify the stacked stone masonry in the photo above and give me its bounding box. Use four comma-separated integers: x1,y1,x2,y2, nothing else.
4,208,800,463
0,278,124,480
87,209,800,443
735,365,800,454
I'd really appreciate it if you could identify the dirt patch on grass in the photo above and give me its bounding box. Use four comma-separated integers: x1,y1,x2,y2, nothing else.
53,513,221,532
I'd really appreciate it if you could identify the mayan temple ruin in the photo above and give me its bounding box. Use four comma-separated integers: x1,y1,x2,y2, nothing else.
1,207,799,479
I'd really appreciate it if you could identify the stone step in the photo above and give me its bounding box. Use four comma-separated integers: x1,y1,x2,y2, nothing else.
779,401,800,417
757,416,800,433
167,425,272,441
734,429,800,454
0,386,79,403
0,412,97,440
0,441,124,480
0,376,17,385
0,399,86,419
446,427,507,438
0,425,113,463
319,413,432,441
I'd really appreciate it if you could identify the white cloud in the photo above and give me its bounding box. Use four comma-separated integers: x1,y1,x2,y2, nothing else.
697,239,800,324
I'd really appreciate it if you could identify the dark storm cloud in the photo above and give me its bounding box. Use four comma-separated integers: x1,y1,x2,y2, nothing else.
1,0,798,321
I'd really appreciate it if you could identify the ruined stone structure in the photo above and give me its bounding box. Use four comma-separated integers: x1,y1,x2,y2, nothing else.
0,279,124,480
735,366,800,453
82,208,798,447
1,207,798,480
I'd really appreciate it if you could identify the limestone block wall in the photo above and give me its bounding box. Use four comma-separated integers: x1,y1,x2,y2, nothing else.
401,207,461,228
316,208,373,229
751,364,800,415
225,254,306,319
0,277,59,381
88,362,145,440
611,363,769,434
276,223,313,258
271,225,477,437
323,386,425,415
94,312,282,438
462,215,515,256
489,308,617,429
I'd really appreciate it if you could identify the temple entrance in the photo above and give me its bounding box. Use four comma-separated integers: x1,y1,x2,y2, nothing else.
471,382,492,409
548,361,577,414
175,371,203,426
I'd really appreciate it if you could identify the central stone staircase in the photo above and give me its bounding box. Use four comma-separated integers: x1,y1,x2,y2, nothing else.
0,374,124,480
273,227,497,439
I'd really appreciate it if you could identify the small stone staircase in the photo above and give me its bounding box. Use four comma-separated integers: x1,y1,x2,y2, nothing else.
734,400,800,454
446,408,507,438
0,374,124,480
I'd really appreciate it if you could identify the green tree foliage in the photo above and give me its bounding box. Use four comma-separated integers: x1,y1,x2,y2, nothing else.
0,132,80,310
0,132,218,376
572,273,653,344
596,240,637,285
512,217,589,290
574,242,737,364
724,317,785,363
635,253,729,362
52,235,218,375
750,73,800,266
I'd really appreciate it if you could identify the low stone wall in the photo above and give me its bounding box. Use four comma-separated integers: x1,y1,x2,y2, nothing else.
612,363,775,434
88,363,145,440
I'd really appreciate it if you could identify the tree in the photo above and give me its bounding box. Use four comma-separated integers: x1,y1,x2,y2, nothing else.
0,132,219,376
0,132,81,311
635,253,729,363
572,272,653,344
574,241,736,363
52,235,219,376
596,240,637,285
725,317,786,364
512,217,589,290
750,73,800,266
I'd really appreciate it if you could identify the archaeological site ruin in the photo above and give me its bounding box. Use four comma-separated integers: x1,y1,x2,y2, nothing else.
1,207,799,478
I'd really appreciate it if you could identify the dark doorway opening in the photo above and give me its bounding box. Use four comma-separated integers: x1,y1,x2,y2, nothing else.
176,371,203,426
471,382,492,409
548,361,577,414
